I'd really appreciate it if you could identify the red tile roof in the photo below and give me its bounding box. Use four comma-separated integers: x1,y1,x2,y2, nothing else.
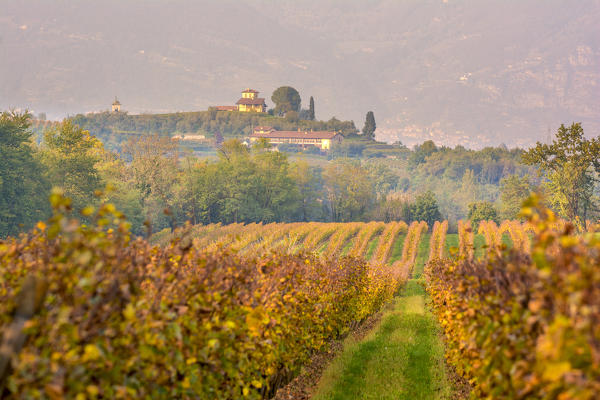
251,130,339,139
215,105,238,111
242,89,259,93
236,97,266,106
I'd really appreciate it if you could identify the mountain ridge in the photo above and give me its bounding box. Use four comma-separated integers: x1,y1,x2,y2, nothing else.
1,0,598,148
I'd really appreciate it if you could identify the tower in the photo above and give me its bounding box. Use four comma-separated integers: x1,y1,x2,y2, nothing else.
112,97,121,112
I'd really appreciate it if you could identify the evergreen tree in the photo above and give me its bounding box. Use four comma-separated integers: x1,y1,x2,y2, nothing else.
362,111,376,139
271,86,301,116
0,111,49,237
308,96,315,120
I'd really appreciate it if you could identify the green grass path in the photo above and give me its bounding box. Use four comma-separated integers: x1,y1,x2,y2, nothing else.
312,234,452,399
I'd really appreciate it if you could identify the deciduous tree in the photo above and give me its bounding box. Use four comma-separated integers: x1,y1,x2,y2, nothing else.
467,201,498,229
522,123,600,221
323,160,375,221
410,191,442,226
41,120,103,212
499,175,533,220
123,134,180,231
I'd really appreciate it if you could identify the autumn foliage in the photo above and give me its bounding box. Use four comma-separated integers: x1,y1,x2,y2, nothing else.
426,198,600,399
0,194,408,399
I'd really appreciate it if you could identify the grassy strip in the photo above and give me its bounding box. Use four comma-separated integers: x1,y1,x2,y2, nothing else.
365,237,380,261
339,238,354,256
312,280,450,400
387,234,406,264
472,233,486,260
413,233,431,278
444,233,458,258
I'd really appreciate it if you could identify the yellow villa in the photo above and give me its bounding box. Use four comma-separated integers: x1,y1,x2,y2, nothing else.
214,89,267,112
236,89,267,112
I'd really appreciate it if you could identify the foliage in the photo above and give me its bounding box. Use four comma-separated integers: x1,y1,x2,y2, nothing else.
0,195,402,399
364,161,400,198
0,112,49,238
40,120,103,213
323,159,375,222
291,160,324,221
522,123,600,222
390,221,428,279
70,110,358,152
123,134,180,230
428,220,448,262
361,111,376,140
369,197,412,222
426,197,600,399
308,96,315,121
409,140,438,166
348,222,385,258
457,220,474,259
477,220,502,253
499,174,534,220
271,86,301,116
467,201,498,230
371,221,408,264
410,191,442,226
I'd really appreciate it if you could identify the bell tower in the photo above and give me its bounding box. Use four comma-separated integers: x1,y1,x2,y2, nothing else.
111,97,122,112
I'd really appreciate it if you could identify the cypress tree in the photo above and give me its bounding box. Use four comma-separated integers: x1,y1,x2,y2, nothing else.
362,111,376,139
308,96,315,120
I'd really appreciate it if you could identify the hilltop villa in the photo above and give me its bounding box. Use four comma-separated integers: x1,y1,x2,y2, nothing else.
249,126,342,151
215,89,267,113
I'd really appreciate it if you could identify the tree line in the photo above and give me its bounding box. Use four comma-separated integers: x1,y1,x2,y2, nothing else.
0,112,438,238
2,110,598,238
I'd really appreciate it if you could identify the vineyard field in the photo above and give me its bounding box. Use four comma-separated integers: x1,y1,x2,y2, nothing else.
2,197,598,399
0,199,433,399
426,201,600,399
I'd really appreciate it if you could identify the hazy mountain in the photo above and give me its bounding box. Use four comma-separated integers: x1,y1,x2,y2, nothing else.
1,0,598,147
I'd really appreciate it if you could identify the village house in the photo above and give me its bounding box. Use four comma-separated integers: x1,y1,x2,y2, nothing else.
214,89,267,113
236,89,267,112
249,126,342,151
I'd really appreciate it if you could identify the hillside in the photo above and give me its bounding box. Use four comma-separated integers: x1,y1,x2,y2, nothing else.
1,0,598,148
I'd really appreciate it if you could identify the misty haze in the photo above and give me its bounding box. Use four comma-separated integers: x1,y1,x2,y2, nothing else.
1,2,600,399
2,0,599,147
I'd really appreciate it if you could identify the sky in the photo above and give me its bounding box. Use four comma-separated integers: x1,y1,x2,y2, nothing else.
1,0,599,148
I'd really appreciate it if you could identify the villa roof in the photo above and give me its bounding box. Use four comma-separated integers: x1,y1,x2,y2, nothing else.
251,130,339,140
215,105,238,111
112,99,121,105
242,88,259,93
236,97,266,106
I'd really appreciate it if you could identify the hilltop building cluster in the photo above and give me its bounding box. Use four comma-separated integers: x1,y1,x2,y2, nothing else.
214,88,342,151
108,87,344,152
